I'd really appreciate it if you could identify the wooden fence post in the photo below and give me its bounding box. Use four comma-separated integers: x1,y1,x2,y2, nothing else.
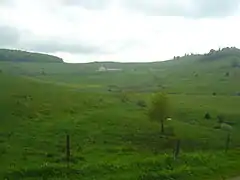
225,133,231,153
173,139,181,160
66,134,70,167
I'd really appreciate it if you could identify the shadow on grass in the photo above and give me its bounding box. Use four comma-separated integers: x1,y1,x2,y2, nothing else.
122,127,227,153
5,166,82,179
122,130,176,153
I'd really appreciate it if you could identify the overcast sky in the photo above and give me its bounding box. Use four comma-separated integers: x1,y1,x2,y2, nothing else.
1,0,240,63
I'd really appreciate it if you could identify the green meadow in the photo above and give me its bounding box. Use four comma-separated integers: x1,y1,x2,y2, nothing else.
0,48,240,179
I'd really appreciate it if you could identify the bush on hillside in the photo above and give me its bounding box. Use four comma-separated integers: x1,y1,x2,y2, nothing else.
137,100,147,108
231,59,240,68
120,92,129,103
108,85,120,92
217,115,224,124
212,92,216,96
41,68,46,75
201,47,240,62
41,71,46,75
213,124,221,129
204,112,211,120
225,72,230,77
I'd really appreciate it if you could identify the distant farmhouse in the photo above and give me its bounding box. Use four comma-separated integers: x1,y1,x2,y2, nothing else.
97,65,122,72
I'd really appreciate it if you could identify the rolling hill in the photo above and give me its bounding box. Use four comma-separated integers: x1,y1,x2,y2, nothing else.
0,49,63,63
0,47,240,179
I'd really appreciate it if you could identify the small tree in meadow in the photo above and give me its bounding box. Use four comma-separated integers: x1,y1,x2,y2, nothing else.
148,92,170,134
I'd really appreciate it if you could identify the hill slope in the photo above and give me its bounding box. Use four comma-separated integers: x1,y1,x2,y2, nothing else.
0,48,240,179
0,72,240,179
0,49,63,63
1,48,239,95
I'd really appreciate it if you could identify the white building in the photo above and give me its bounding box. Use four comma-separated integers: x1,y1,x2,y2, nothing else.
98,66,107,72
97,66,122,72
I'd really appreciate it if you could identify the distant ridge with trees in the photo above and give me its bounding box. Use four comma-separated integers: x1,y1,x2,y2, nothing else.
0,49,63,63
173,47,240,63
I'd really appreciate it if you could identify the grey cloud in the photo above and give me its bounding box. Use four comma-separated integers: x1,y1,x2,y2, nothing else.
0,25,106,54
194,0,240,17
62,0,110,9
124,0,240,18
24,40,107,54
2,0,238,18
0,25,20,47
0,0,14,7
125,1,186,17
0,0,9,5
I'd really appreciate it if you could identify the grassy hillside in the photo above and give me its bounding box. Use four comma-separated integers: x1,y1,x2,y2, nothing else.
0,49,240,179
1,50,239,94
0,49,63,63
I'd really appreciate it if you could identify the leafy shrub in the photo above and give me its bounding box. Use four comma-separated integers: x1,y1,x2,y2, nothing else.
213,124,221,129
120,92,129,103
204,112,211,120
137,100,147,107
217,115,224,123
41,69,46,75
231,59,239,68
